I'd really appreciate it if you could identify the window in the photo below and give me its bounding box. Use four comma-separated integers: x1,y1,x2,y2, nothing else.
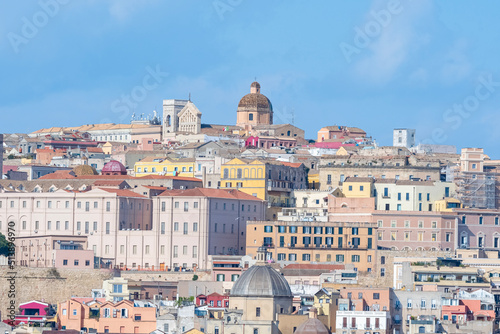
256,307,261,317
351,255,360,262
479,216,483,225
302,254,310,261
193,222,198,232
183,222,188,235
264,226,273,233
184,202,189,212
381,268,385,277
407,299,412,308
174,222,179,231
373,293,380,299
63,259,68,266
193,246,197,258
106,222,110,234
421,299,426,309
161,222,165,234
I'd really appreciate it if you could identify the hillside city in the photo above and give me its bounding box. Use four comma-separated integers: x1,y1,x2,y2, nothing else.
1,81,500,334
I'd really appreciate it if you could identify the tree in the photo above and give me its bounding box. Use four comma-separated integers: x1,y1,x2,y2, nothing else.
0,233,8,256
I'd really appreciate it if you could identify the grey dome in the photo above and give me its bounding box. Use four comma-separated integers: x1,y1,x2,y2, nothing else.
230,265,292,298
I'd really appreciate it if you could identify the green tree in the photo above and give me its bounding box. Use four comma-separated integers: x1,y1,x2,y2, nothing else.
0,232,8,256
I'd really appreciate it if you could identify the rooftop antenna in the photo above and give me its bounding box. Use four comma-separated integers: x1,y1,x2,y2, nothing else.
188,93,191,102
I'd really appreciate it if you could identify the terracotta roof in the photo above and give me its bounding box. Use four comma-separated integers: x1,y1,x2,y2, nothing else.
39,170,76,179
159,188,262,201
86,147,104,153
142,185,169,190
99,188,147,198
280,162,303,168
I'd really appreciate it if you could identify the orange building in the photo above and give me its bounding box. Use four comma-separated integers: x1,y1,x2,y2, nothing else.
58,298,156,334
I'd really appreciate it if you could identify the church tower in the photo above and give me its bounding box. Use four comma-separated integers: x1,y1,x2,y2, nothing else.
162,99,189,136
236,82,273,130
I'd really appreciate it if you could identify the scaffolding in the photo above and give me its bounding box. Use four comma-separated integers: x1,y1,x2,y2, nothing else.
455,171,496,209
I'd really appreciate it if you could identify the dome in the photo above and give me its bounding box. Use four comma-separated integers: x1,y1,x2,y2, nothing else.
72,164,98,176
294,308,329,334
237,81,273,113
294,318,329,334
102,160,127,175
237,93,273,112
230,265,292,298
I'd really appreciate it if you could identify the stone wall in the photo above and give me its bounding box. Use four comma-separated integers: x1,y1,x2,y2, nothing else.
0,266,113,318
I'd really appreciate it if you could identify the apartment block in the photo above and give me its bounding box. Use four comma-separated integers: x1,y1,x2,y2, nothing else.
246,219,376,272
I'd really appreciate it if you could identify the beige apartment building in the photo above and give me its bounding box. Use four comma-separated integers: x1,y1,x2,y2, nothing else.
319,154,441,191
373,179,456,211
0,187,265,270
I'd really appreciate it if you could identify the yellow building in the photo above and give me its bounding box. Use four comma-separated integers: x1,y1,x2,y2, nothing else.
220,158,308,204
313,288,339,317
342,177,374,198
434,197,462,212
246,220,377,272
134,156,196,177
308,173,320,189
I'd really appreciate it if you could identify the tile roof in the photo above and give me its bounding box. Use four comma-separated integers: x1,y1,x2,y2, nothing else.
159,188,263,201
93,180,128,186
39,170,77,179
344,177,374,183
99,188,147,198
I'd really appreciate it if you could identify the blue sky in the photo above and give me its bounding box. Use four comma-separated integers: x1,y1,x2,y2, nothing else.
1,1,500,156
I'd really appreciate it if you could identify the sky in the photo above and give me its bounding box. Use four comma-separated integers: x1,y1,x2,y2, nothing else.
1,1,500,156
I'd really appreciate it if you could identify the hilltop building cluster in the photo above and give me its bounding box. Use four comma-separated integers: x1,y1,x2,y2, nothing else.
1,82,500,334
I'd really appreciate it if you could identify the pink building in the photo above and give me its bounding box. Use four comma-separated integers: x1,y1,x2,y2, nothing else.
455,208,500,249
375,211,457,251
16,235,94,269
16,300,55,325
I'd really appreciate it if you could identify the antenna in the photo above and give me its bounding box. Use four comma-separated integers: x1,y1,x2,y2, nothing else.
188,93,191,102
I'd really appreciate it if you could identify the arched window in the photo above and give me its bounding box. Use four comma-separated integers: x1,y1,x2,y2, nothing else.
249,113,254,121
166,115,171,126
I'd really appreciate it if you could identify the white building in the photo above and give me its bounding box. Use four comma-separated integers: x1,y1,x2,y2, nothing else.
393,128,415,148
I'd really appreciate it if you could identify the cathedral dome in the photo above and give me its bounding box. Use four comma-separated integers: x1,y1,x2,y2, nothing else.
237,81,273,113
230,264,292,298
102,160,127,175
72,164,98,176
